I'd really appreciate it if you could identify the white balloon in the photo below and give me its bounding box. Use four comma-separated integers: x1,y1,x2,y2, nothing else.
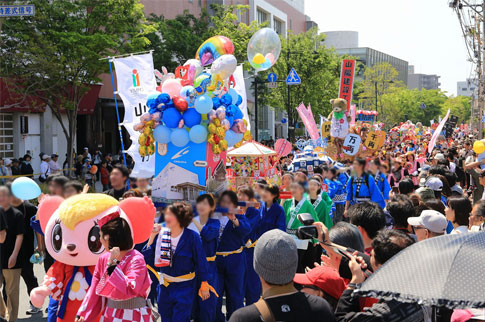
183,59,203,81
210,54,237,80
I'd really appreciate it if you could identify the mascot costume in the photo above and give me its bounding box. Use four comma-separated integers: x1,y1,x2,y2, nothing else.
328,98,349,159
30,193,155,322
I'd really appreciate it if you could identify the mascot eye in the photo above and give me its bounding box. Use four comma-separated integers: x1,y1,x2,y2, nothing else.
88,225,103,254
51,222,62,253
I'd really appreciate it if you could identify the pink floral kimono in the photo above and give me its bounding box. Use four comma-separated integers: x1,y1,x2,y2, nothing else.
77,249,153,322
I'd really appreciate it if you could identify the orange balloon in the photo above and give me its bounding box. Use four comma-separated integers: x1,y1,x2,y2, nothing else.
120,196,156,244
89,165,98,174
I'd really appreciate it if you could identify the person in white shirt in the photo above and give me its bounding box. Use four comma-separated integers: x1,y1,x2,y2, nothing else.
445,196,472,234
39,154,51,181
48,154,62,175
469,200,485,232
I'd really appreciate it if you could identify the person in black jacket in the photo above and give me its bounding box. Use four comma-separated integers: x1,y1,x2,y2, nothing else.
333,229,424,322
20,154,33,177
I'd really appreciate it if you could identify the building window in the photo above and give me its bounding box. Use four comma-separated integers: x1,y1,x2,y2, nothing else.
0,113,14,158
257,9,268,24
273,18,283,35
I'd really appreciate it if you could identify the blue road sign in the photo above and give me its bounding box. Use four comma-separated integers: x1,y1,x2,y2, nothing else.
286,68,301,85
0,5,35,17
268,72,277,82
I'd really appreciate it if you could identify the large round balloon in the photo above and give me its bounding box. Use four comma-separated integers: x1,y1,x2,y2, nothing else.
195,95,213,114
183,59,203,83
183,108,202,128
11,177,41,200
196,35,235,66
179,85,195,99
474,140,485,154
225,129,243,147
210,54,237,80
247,28,281,71
162,108,182,128
189,125,208,144
162,79,183,97
171,128,190,147
153,125,172,144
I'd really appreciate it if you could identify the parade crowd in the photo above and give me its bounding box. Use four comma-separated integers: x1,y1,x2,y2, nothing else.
0,133,484,322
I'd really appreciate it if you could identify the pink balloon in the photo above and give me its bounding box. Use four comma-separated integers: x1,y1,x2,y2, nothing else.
216,107,226,120
265,53,275,64
208,110,217,122
222,119,230,130
162,79,183,98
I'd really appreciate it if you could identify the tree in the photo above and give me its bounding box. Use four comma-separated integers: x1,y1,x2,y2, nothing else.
0,0,151,174
381,88,447,127
442,95,472,124
359,62,403,115
148,10,211,71
267,28,341,140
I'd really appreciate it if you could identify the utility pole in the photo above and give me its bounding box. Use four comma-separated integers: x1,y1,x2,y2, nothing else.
481,0,485,138
286,31,292,141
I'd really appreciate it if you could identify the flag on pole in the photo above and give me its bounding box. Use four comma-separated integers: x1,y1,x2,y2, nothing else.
296,103,320,141
428,109,450,154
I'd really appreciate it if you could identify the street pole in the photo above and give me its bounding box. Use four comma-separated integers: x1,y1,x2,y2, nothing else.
481,0,485,139
286,31,292,141
375,81,378,122
254,79,258,141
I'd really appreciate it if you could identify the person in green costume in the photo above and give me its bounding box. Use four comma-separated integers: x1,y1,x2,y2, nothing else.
283,181,320,272
307,177,334,230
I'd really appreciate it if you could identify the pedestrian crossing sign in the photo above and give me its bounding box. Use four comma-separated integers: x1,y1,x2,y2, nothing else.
286,68,301,85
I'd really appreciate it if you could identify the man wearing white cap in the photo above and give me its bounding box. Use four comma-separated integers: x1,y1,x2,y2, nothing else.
407,210,448,242
39,154,51,182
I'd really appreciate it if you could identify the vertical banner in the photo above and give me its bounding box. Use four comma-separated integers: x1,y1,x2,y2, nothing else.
428,109,450,154
232,65,250,130
338,59,356,112
113,53,157,178
296,103,320,141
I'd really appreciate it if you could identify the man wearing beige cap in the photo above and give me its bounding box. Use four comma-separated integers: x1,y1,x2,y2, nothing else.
407,210,448,242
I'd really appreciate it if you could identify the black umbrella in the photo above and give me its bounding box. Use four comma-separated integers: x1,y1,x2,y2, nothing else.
355,232,485,309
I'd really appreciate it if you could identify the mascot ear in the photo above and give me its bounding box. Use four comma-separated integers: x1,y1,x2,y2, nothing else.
330,99,335,105
38,196,64,232
120,196,156,244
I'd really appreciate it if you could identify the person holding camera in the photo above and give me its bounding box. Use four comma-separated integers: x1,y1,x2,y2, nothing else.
229,229,335,322
283,182,320,273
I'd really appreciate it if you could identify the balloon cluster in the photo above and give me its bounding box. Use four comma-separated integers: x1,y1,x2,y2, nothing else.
133,114,158,159
138,34,269,155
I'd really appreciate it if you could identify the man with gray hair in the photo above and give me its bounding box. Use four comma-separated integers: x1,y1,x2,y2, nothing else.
229,229,335,322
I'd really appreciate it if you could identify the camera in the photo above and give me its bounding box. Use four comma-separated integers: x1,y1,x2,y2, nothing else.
295,213,319,240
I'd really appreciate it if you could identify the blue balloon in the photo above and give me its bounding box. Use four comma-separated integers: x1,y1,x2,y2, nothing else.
226,116,234,128
171,128,190,147
156,93,171,105
11,177,41,200
227,88,239,105
194,95,213,114
189,125,208,144
226,104,236,117
261,60,271,69
225,130,243,147
179,85,194,98
221,94,232,107
162,108,182,128
183,108,202,128
281,118,287,124
233,106,243,120
212,97,221,109
153,125,171,144
236,95,243,106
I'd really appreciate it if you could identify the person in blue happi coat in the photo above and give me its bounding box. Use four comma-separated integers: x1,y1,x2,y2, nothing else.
345,158,386,218
143,202,211,322
258,184,286,235
189,194,220,322
215,190,251,322
369,158,391,202
323,166,347,224
237,186,261,306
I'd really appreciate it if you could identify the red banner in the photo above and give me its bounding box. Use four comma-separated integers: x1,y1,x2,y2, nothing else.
338,59,356,112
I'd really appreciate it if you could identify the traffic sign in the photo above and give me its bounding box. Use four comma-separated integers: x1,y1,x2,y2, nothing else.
0,5,35,17
268,72,277,82
286,68,301,85
267,82,278,89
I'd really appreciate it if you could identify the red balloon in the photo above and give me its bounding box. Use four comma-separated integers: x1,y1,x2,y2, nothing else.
172,95,188,112
120,196,156,244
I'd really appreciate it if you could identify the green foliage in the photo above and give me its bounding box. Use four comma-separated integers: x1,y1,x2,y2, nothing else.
442,95,471,123
359,62,403,113
267,29,341,139
148,10,211,71
0,0,150,171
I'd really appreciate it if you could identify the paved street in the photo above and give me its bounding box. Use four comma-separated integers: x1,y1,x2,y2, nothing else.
17,263,46,321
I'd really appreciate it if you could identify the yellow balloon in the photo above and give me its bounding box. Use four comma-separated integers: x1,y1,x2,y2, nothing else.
474,140,485,154
252,53,265,65
208,123,216,134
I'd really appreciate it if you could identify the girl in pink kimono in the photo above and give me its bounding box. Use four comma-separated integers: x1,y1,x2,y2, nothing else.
75,213,155,322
